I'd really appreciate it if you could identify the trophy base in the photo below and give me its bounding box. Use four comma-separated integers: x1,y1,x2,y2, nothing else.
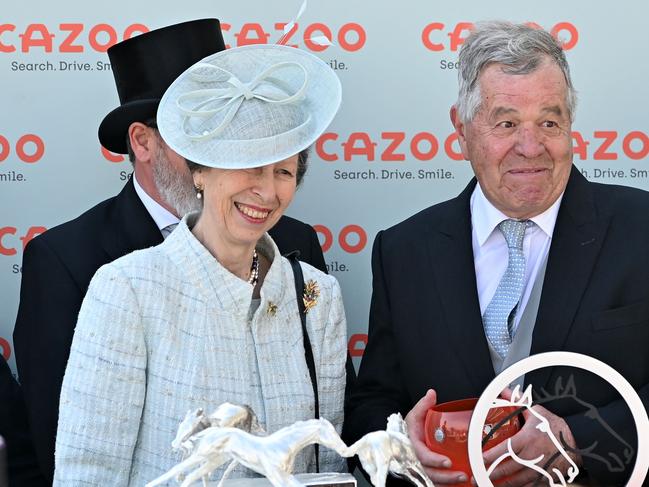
219,472,356,487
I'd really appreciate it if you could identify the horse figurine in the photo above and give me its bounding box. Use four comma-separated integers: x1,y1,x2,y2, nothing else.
147,418,348,487
344,413,434,487
487,385,580,487
172,403,265,457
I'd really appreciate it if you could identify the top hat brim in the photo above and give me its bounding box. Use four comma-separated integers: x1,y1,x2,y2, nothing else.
97,19,226,155
99,99,160,154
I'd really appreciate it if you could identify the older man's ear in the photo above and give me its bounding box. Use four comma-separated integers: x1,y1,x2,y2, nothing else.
450,105,470,161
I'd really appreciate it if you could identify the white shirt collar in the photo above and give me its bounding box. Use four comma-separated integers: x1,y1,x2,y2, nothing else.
471,182,564,247
132,173,179,232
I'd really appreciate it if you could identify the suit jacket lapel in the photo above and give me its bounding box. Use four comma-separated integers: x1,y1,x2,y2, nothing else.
528,166,608,389
428,179,496,392
101,178,163,261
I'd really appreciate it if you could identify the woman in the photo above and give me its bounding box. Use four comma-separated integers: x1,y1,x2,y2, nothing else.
54,44,345,485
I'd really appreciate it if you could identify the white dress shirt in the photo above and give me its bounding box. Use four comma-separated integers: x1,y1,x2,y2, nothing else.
132,173,179,238
471,184,563,337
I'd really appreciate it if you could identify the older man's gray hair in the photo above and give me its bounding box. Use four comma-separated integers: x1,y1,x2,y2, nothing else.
455,21,577,123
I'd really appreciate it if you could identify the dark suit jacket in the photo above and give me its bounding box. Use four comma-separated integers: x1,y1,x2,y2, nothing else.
12,178,327,483
345,167,649,486
0,358,47,487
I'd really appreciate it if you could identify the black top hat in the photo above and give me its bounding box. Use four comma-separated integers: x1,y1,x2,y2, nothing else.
98,18,226,154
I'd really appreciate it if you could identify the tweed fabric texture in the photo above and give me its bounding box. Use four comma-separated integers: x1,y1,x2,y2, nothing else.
483,219,531,358
54,214,347,486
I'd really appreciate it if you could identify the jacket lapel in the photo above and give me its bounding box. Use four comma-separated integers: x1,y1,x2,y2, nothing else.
101,178,163,261
428,179,496,392
528,166,608,389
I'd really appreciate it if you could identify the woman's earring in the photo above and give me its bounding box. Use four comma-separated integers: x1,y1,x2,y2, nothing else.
195,184,203,200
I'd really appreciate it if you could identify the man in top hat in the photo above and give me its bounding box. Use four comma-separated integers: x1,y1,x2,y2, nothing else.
12,19,327,483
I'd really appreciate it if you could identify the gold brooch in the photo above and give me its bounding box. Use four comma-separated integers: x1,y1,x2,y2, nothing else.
303,279,320,314
266,301,278,316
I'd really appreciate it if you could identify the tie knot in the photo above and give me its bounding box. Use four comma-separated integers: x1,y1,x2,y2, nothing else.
162,223,179,239
498,219,530,250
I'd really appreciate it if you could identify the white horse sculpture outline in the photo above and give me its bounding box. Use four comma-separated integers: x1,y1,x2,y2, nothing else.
344,413,435,487
486,385,580,487
535,375,635,473
172,403,265,457
147,418,348,487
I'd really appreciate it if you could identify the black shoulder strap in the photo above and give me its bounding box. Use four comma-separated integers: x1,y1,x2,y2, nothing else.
285,250,320,472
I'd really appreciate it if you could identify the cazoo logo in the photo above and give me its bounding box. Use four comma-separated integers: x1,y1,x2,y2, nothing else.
0,337,10,361
348,333,367,357
316,132,464,162
316,130,649,162
0,134,45,163
0,226,47,256
315,224,368,254
221,21,366,52
0,21,366,54
422,21,578,52
0,23,148,53
101,146,125,163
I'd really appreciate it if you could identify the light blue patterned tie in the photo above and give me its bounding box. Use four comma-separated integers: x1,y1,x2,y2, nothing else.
483,219,531,358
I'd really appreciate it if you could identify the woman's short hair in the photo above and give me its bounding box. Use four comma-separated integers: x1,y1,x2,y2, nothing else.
186,148,310,186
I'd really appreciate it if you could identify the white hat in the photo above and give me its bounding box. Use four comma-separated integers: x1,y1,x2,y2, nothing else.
157,44,341,169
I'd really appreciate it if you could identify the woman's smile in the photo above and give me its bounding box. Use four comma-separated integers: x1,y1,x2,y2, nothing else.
234,202,272,223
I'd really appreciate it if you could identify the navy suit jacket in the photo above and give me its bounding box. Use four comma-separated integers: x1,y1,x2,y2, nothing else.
0,358,47,486
345,166,649,486
12,178,327,483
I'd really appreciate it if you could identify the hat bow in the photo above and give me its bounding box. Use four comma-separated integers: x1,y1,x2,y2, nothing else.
176,61,308,141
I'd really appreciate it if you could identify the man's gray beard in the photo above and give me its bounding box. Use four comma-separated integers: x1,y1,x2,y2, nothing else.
152,145,202,217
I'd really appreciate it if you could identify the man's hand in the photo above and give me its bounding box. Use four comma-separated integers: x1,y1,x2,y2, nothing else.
482,390,582,487
405,389,470,485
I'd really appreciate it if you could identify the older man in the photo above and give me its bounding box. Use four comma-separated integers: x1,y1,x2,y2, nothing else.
345,22,648,486
13,19,326,483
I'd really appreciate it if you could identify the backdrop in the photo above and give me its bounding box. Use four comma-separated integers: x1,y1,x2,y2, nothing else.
2,0,648,377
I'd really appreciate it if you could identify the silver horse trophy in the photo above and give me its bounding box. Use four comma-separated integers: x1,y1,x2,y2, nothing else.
147,417,348,487
171,403,266,458
149,404,434,487
345,413,434,487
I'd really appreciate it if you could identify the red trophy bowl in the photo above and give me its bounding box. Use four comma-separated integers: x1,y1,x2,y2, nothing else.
424,398,521,486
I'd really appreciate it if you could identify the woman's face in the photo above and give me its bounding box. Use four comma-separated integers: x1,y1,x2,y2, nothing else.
194,155,299,249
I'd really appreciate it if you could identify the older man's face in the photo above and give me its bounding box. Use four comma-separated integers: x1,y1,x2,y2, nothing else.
453,58,573,219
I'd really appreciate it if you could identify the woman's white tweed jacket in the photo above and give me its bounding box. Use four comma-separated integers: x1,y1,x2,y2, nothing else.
53,215,347,486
